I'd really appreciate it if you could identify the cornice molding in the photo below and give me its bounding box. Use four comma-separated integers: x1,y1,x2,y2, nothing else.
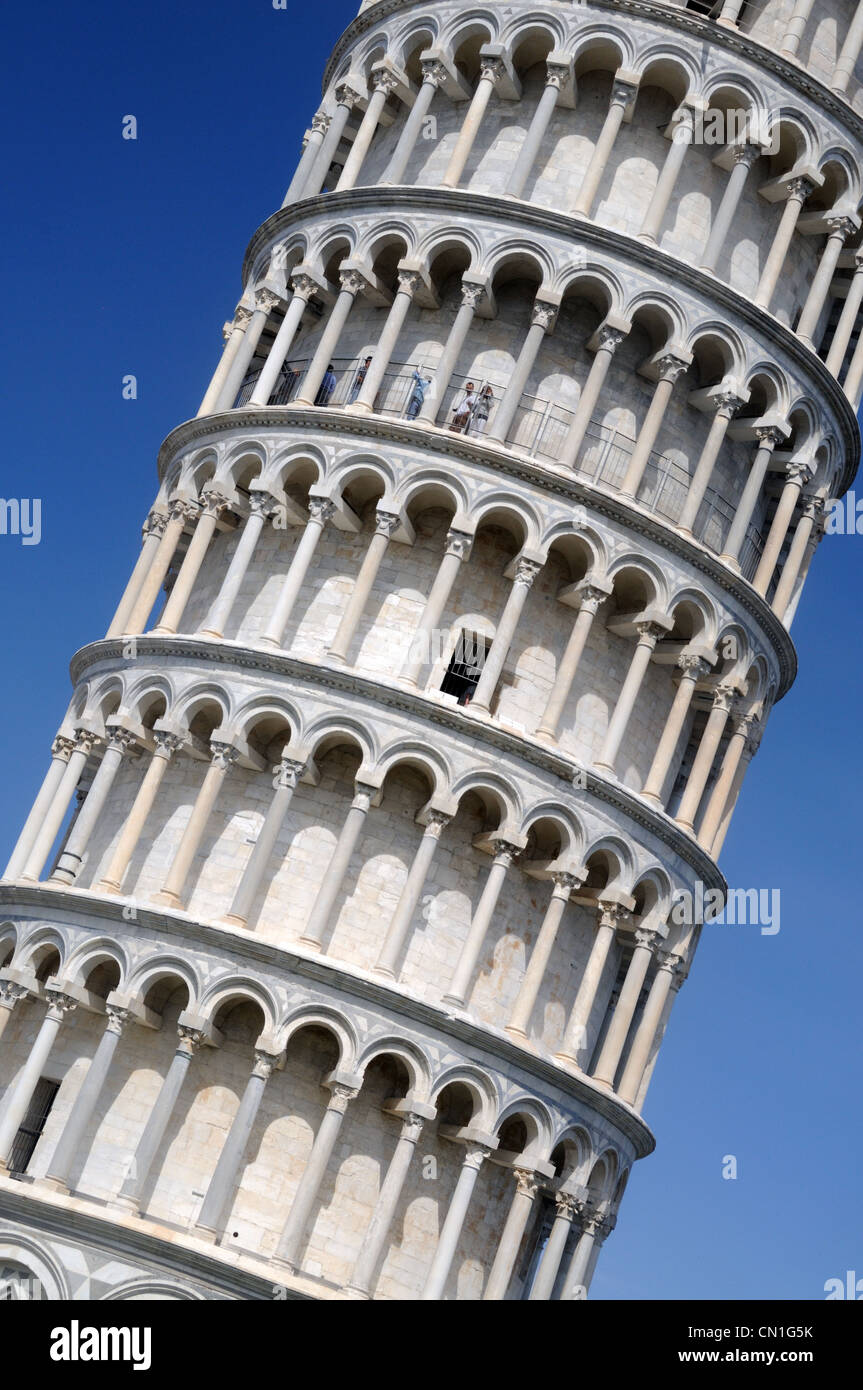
0,882,657,1157
70,634,727,891
240,186,860,497
323,0,863,141
155,406,799,698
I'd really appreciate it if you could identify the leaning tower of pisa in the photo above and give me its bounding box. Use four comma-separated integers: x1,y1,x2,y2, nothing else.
0,0,860,1303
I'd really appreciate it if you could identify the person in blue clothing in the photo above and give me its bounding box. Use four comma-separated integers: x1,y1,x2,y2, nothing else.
348,355,373,402
315,363,337,406
406,367,433,420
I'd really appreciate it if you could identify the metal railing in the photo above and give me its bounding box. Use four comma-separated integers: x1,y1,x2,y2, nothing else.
234,356,766,582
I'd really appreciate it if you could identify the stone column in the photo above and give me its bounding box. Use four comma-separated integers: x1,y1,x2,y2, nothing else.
442,57,503,188
421,1142,490,1300
779,0,815,56
830,0,863,94
282,112,329,205
351,268,420,412
400,529,472,686
617,951,680,1105
592,927,662,1089
248,275,316,406
574,78,637,218
619,355,689,498
374,812,451,978
717,0,745,26
195,1049,281,1236
44,1005,132,1191
699,145,759,273
345,1110,426,1297
96,731,183,894
483,1168,540,1300
384,60,447,184
720,427,784,568
675,684,736,834
116,1025,204,1212
556,904,627,1066
223,758,306,928
51,728,138,884
300,784,376,951
197,492,278,638
3,735,75,881
154,742,240,909
21,729,100,882
711,724,761,857
197,308,253,418
303,83,362,198
640,655,707,808
152,490,232,636
772,495,823,620
123,497,198,635
487,299,557,444
796,217,855,347
826,252,863,375
529,1191,581,1301
274,1083,359,1270
0,980,32,1044
560,1207,606,1300
595,623,664,776
328,511,401,665
697,713,755,851
216,288,282,413
536,586,607,742
105,511,169,638
418,282,484,423
506,60,571,199
294,268,366,406
752,460,812,596
470,559,542,714
558,325,627,469
639,108,695,244
336,70,399,192
443,841,519,1006
844,326,863,406
506,873,579,1039
0,990,77,1170
755,179,814,311
260,498,336,648
677,392,744,535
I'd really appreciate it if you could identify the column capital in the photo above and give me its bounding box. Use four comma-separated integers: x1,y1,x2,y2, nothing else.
310,111,331,136
597,902,629,932
272,757,306,791
826,214,856,241
655,947,682,974
531,299,558,333
755,425,785,450
801,493,826,523
43,987,78,1020
252,1049,282,1081
420,58,449,88
579,1202,607,1235
0,980,30,1010
515,557,542,587
785,176,815,202
308,497,337,526
552,869,582,896
730,710,757,741
105,1003,133,1035
713,389,746,420
424,810,452,839
396,268,422,298
327,1083,360,1114
339,268,368,297
371,68,400,97
711,682,738,714
230,307,254,334
248,490,281,520
784,458,815,487
105,727,139,758
479,55,505,85
554,1190,583,1219
460,281,486,311
596,324,626,354
73,727,102,758
733,142,761,170
352,781,377,811
545,60,571,91
169,496,200,526
633,925,664,953
335,82,363,109
177,1024,205,1056
375,510,402,539
254,287,282,315
611,76,639,106
209,741,241,772
153,729,183,758
634,620,664,644
678,653,709,679
513,1166,541,1199
290,272,319,303
143,510,169,541
400,1112,426,1142
51,734,76,761
462,1140,491,1170
444,528,473,561
490,839,520,867
656,353,690,384
578,585,609,615
199,489,233,519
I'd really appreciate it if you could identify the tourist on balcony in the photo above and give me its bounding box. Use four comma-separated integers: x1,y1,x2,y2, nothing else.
470,385,494,436
406,367,433,420
315,363,337,407
450,382,477,433
349,356,373,402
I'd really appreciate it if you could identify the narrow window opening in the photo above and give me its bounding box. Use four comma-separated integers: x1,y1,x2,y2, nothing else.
440,631,488,706
8,1077,59,1177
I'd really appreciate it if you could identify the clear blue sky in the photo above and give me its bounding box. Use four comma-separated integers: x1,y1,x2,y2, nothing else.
2,0,860,1300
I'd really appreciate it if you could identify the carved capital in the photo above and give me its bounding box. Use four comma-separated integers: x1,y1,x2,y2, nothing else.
328,1083,359,1114
400,1112,426,1142
51,735,76,762
462,1141,491,1171
755,425,785,450
0,981,29,1011
339,269,367,297
579,585,608,615
272,758,305,791
635,621,663,644
44,988,78,1020
479,56,505,85
177,1024,204,1056
310,111,330,136
733,142,761,169
596,325,625,354
515,557,542,587
153,730,183,758
375,510,401,539
712,682,738,714
421,59,449,88
634,925,663,953
209,741,240,772
786,176,814,202
826,215,855,241
231,307,253,334
73,728,101,758
290,273,318,303
785,458,814,488
252,1050,280,1081
254,288,281,315
555,1190,583,1220
655,947,681,974
491,839,520,867
106,727,138,758
200,489,232,519
460,281,485,311
714,390,745,420
372,69,399,97
105,1004,132,1035
335,82,363,109
352,782,377,812
143,511,168,541
545,61,570,91
598,902,628,932
308,497,336,527
678,653,708,679
656,354,690,384
397,269,422,298
424,810,451,839
444,528,473,561
514,1167,540,1199
531,300,558,332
